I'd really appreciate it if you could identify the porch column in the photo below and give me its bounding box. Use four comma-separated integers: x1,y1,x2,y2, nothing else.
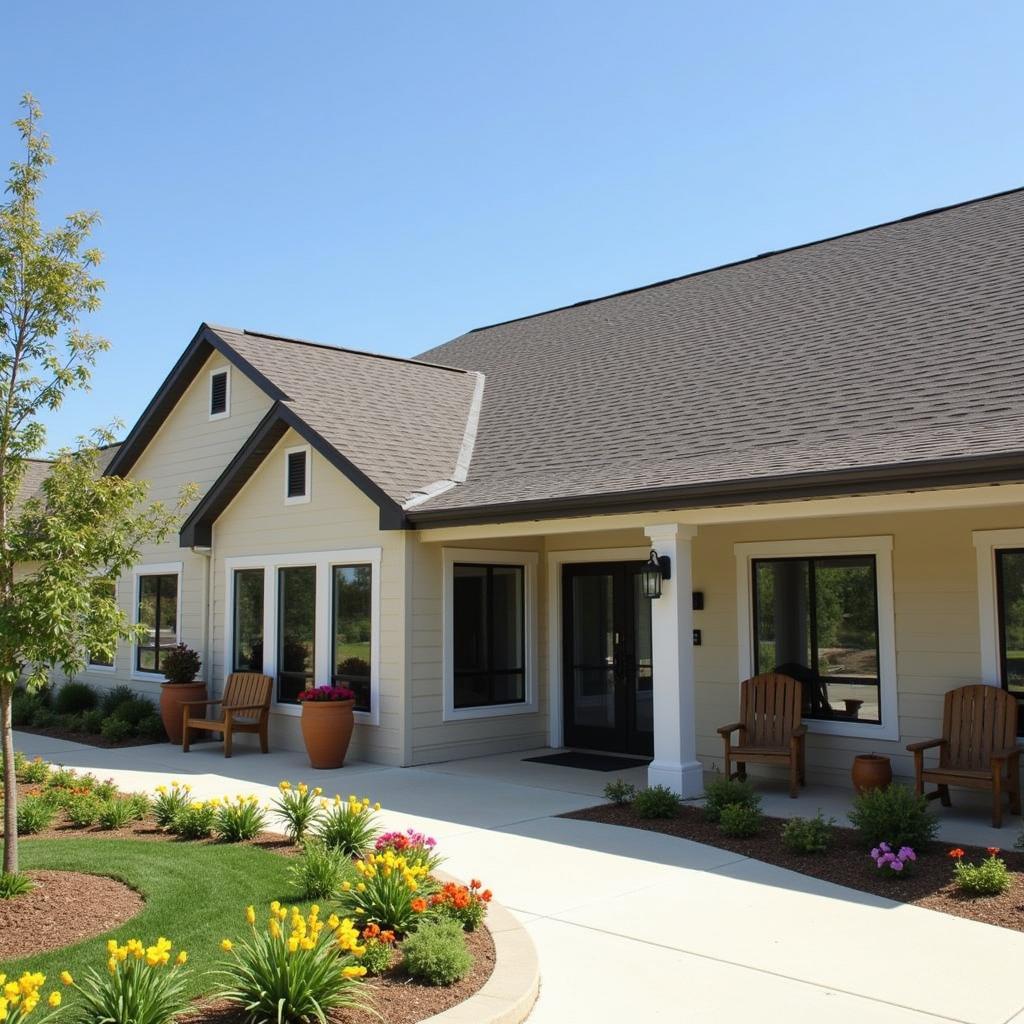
645,523,703,798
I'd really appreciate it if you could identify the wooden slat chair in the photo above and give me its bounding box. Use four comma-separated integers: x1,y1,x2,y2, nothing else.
717,673,807,798
907,684,1022,828
181,673,273,758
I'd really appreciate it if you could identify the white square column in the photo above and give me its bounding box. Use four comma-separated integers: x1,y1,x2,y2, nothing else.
645,523,704,798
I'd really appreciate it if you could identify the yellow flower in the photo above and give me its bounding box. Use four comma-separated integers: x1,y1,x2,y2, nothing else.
373,802,381,811
60,971,73,986
48,992,61,1007
269,920,281,939
3,984,18,1001
220,939,233,952
107,957,117,975
270,900,281,913
106,939,118,955
342,965,367,978
279,780,291,790
245,905,256,925
176,951,188,965
312,787,323,796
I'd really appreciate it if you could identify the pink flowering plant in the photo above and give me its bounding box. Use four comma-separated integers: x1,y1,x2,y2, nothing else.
296,685,356,703
375,829,443,871
870,841,917,876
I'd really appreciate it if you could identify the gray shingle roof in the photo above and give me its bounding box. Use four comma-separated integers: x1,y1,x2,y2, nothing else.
16,446,122,510
206,328,482,507
411,187,1024,520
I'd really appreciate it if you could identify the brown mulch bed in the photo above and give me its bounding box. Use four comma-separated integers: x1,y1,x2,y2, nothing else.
14,724,162,748
175,927,496,1024
0,870,145,959
564,802,1024,931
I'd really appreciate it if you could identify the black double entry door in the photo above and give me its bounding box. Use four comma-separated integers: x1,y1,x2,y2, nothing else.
562,562,654,756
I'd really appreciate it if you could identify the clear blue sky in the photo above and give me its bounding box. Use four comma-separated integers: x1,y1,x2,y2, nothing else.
4,1,1023,452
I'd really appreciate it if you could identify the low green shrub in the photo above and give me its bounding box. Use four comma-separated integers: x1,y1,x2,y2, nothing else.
781,812,836,854
66,794,104,828
848,783,939,851
215,796,268,843
111,695,157,727
704,777,760,822
951,848,1012,896
172,800,218,840
603,779,637,805
17,794,57,834
46,765,79,790
54,680,99,714
401,919,473,986
30,706,58,728
289,841,356,900
81,707,105,734
0,871,35,899
100,684,137,716
137,714,166,742
100,717,134,743
358,932,395,975
314,794,380,857
19,753,51,784
633,784,681,819
718,802,763,838
11,688,41,727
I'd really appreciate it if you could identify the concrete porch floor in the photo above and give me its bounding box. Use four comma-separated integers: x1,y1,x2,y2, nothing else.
8,731,1024,1024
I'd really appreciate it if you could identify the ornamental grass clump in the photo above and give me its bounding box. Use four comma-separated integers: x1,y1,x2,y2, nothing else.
0,967,72,1022
848,783,938,851
871,842,917,876
171,799,220,840
215,902,370,1023
97,798,138,831
272,781,323,843
429,879,492,931
152,781,193,829
313,794,380,857
401,919,473,987
949,847,1012,896
72,938,190,1024
288,841,356,901
215,795,268,843
16,795,56,835
20,756,51,785
0,872,35,900
374,829,442,872
337,849,432,934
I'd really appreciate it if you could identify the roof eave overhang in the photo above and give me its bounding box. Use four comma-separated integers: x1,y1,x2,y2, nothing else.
179,404,408,547
404,452,1024,529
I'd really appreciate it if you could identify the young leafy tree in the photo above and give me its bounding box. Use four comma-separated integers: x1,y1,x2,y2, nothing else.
0,95,190,872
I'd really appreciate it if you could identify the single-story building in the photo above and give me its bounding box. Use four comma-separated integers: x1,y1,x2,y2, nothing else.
46,186,1024,796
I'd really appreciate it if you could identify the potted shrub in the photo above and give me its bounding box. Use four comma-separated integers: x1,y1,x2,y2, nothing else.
298,685,356,769
158,643,206,744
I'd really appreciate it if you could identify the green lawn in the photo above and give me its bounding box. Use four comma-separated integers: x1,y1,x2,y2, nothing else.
2,837,308,998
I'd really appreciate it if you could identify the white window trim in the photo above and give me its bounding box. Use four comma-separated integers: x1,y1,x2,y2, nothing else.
208,366,231,421
284,445,312,505
545,546,652,748
131,562,184,682
442,547,539,722
225,547,381,725
734,535,898,741
972,528,1024,688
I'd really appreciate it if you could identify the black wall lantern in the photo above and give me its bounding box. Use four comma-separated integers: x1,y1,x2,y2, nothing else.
641,549,671,599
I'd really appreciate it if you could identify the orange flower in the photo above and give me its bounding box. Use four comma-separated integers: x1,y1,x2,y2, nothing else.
470,879,482,890
380,930,396,945
987,847,1000,857
411,898,427,913
362,923,380,940
948,848,965,859
481,890,493,902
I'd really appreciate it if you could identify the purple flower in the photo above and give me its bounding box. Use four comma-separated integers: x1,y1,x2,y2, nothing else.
870,848,880,859
898,847,916,862
891,859,904,871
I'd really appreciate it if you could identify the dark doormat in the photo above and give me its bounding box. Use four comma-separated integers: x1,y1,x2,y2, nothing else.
523,752,651,772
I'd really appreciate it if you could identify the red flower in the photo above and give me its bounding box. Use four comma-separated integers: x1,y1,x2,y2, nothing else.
987,847,1000,857
470,879,482,890
411,898,427,913
481,890,493,902
948,848,965,859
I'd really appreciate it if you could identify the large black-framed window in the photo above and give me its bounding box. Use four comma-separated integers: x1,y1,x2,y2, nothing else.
233,568,265,673
136,573,178,673
995,548,1024,733
752,555,881,724
278,565,315,703
453,563,525,709
332,565,372,713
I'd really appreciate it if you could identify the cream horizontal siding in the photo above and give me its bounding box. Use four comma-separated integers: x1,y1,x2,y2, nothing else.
212,428,407,765
73,354,273,698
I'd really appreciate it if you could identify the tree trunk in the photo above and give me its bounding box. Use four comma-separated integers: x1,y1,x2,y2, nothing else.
1,683,17,874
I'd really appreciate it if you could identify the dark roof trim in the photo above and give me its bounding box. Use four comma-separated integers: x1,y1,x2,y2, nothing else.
464,184,1024,336
405,451,1024,528
105,323,289,479
179,404,407,547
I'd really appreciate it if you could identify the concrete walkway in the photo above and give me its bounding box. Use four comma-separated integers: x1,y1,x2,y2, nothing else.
10,732,1024,1024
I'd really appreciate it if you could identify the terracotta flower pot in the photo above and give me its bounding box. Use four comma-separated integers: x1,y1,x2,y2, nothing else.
852,753,892,794
160,681,208,745
300,699,356,769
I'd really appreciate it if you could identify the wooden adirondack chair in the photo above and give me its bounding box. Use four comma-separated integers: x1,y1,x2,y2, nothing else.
906,684,1022,828
717,673,807,798
181,673,273,758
